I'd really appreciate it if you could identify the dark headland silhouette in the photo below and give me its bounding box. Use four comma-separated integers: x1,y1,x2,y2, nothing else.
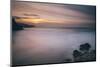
12,17,34,31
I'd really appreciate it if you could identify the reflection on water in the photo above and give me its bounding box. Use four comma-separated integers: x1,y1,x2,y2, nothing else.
12,28,95,65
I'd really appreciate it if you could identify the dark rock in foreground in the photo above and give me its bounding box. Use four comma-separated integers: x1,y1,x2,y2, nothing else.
73,43,96,62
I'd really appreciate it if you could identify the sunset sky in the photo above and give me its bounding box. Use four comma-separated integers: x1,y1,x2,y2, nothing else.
12,1,96,28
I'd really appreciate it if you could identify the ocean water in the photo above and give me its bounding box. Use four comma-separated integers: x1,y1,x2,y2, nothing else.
12,28,96,65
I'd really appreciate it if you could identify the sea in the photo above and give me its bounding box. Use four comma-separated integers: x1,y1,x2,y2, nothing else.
12,28,96,65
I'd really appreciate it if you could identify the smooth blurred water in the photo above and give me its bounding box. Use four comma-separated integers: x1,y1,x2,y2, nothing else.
12,28,95,65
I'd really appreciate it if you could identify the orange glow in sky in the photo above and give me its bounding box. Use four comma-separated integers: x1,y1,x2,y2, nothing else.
16,18,49,24
15,18,67,24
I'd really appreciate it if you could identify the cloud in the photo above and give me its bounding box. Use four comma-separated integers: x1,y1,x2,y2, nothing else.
12,1,96,28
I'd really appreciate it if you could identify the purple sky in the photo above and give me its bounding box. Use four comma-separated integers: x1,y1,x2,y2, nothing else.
12,1,96,28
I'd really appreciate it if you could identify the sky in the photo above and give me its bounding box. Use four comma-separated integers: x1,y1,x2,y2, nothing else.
12,1,96,28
